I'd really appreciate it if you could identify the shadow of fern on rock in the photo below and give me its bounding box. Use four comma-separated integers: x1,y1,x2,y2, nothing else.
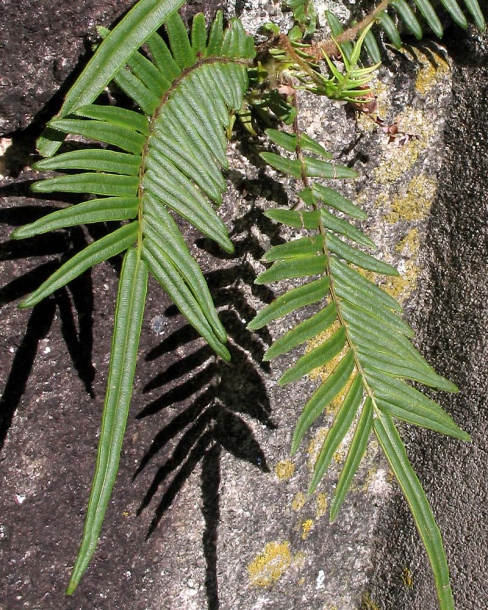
134,223,278,609
0,214,97,449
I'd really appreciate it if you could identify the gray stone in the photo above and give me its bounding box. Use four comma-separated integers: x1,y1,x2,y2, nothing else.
368,27,488,610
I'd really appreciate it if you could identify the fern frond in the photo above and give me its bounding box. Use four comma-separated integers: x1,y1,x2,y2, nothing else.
250,127,469,610
37,0,187,157
309,0,485,74
373,0,485,50
14,8,255,592
374,412,455,610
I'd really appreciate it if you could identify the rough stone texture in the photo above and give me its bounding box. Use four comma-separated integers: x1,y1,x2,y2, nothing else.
368,26,488,610
0,0,134,134
0,1,484,610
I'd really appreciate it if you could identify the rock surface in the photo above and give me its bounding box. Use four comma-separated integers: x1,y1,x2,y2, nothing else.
0,1,486,610
368,27,488,610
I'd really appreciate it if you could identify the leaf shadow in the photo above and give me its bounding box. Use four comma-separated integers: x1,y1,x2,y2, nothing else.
134,206,283,610
0,201,100,450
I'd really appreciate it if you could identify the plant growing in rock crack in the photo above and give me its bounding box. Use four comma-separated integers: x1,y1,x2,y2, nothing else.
7,0,485,607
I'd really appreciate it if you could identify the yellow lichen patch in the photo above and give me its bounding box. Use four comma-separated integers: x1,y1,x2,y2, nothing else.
315,492,328,519
402,566,414,588
307,427,328,471
409,47,450,96
374,109,435,183
247,541,292,587
275,459,295,481
292,491,307,511
301,519,314,539
361,592,381,610
395,227,420,255
356,264,414,305
361,466,379,493
327,374,354,415
385,175,437,223
373,192,390,210
382,259,420,304
293,551,306,568
333,450,344,464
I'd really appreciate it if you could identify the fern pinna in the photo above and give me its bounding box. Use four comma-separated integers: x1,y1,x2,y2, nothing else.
248,128,468,610
11,0,254,594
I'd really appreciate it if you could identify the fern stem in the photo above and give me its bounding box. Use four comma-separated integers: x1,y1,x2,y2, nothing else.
307,0,392,60
291,92,375,412
293,91,377,412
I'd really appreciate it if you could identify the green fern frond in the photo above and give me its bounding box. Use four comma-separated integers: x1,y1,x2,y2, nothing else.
250,127,469,610
13,8,255,593
37,0,187,157
372,0,485,51
313,0,485,74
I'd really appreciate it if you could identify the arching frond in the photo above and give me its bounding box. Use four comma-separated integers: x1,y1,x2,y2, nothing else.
13,8,255,592
250,127,469,610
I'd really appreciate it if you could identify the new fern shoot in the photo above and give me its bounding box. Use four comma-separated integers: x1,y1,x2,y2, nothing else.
9,0,485,608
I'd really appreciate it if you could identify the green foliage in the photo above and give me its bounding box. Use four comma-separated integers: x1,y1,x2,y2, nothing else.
14,4,255,593
249,126,468,609
8,0,486,607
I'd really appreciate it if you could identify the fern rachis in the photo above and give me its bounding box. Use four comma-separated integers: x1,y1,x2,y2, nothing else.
13,4,255,593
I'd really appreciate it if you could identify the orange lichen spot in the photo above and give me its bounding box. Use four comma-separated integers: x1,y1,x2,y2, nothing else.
301,519,314,539
315,492,328,519
275,459,295,481
292,491,307,511
247,541,292,587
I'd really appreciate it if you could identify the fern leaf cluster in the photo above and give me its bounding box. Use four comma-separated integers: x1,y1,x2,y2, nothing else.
250,128,469,610
280,0,485,99
12,5,255,593
7,0,482,605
